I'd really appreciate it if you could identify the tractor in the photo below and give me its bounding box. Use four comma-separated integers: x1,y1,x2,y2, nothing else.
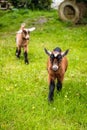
58,0,87,23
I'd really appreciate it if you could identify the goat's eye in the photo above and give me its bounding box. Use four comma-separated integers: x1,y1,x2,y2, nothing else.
57,54,62,60
50,54,54,63
23,30,27,35
50,54,54,59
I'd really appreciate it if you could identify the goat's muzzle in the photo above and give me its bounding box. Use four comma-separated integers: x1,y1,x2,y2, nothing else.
23,37,29,40
26,38,29,40
52,64,58,71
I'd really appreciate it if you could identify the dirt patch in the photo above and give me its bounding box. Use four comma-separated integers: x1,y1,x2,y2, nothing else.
33,17,48,25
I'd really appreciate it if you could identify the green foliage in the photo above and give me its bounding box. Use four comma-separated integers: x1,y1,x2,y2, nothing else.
0,9,87,130
8,0,52,10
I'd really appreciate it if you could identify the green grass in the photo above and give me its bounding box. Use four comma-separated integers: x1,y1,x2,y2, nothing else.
0,9,87,130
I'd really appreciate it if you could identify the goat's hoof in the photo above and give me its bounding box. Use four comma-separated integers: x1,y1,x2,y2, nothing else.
16,55,20,58
15,52,18,55
48,97,53,102
16,53,18,56
57,88,62,91
25,61,29,64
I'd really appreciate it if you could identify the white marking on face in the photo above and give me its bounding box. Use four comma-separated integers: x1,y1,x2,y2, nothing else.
23,29,30,40
25,34,29,40
54,53,58,57
52,64,59,71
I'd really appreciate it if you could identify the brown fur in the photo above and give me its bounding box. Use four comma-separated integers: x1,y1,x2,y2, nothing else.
16,24,35,64
44,47,69,101
16,24,30,54
47,56,68,84
16,32,29,53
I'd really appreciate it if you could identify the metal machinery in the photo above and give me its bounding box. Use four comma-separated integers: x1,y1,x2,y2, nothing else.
58,0,87,23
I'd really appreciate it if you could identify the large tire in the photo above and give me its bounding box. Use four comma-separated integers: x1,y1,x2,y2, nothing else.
58,1,80,23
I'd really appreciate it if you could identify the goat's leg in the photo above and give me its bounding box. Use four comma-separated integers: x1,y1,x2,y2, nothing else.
16,47,21,58
48,80,55,101
57,80,62,91
57,75,64,91
24,46,29,64
24,52,29,64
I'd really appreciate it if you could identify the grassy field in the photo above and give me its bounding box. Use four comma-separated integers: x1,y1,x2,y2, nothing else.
0,9,87,130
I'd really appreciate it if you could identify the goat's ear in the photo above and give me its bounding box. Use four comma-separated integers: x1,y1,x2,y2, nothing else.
44,48,52,56
62,49,69,57
28,27,35,32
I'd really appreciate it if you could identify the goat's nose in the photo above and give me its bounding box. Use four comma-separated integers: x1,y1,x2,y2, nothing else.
26,35,29,40
52,64,58,71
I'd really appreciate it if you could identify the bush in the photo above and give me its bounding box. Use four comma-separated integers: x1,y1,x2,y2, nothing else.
8,0,52,10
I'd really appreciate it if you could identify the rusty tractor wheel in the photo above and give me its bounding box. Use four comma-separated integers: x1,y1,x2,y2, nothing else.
58,1,80,23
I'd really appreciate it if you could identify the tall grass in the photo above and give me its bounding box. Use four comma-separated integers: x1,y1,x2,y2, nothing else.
0,9,87,130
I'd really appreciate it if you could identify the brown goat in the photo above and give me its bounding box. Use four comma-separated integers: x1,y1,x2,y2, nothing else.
16,23,35,64
44,47,69,101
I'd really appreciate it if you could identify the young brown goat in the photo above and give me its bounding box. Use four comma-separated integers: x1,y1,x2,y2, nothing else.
16,23,35,64
44,47,69,101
